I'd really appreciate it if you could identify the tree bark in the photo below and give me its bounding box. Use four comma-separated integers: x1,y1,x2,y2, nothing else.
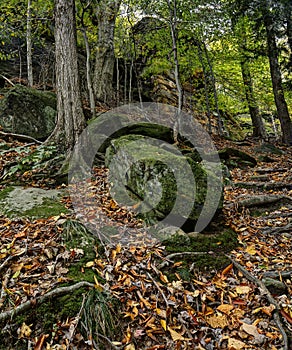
166,0,183,143
284,0,292,70
202,42,224,135
26,0,33,87
48,0,86,153
93,0,121,104
240,58,267,138
262,0,292,145
79,0,96,118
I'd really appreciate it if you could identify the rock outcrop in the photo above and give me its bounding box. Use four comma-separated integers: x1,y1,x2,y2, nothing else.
0,85,56,140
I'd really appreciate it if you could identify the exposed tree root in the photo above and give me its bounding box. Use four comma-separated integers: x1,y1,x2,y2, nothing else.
229,194,292,208
227,256,289,350
263,270,292,279
234,181,292,190
0,281,94,324
261,223,292,235
255,168,288,174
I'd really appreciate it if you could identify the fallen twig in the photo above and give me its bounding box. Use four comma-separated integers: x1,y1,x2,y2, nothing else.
0,74,15,86
66,293,87,350
147,271,169,306
0,255,15,274
0,130,42,144
159,251,210,269
226,256,289,350
0,281,94,323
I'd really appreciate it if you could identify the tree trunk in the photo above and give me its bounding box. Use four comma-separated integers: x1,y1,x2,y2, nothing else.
166,0,183,143
197,42,212,134
93,0,121,104
81,27,96,119
284,0,292,70
240,58,267,138
202,42,224,135
262,0,292,145
26,0,33,87
48,0,86,152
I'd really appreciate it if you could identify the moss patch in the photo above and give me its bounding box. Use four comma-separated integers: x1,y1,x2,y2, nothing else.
0,186,68,219
163,226,237,271
22,197,69,219
61,219,103,284
0,288,121,350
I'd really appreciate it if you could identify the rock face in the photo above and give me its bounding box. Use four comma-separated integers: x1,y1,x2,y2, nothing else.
105,134,222,231
0,85,56,139
0,186,67,219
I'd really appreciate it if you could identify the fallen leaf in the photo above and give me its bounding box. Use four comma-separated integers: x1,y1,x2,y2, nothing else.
168,327,185,341
228,337,246,349
206,314,229,328
217,304,234,314
236,285,251,294
18,323,32,339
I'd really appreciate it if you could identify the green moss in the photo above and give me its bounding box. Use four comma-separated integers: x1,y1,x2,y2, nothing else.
163,227,237,270
61,219,103,284
22,198,68,219
106,134,221,227
0,288,122,350
0,186,14,200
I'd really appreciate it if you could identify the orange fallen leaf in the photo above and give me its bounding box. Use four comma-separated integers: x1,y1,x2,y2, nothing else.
217,304,234,314
221,263,233,276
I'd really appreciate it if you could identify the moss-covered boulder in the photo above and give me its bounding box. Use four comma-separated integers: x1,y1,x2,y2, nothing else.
105,135,222,231
0,85,56,139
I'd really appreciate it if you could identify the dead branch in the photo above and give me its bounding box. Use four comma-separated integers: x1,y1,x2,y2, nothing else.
0,131,42,144
147,271,169,306
0,281,94,323
0,74,15,87
226,257,288,350
66,293,87,350
0,255,15,274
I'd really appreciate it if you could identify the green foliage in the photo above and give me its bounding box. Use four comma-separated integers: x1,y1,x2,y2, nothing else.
0,0,54,61
2,145,57,180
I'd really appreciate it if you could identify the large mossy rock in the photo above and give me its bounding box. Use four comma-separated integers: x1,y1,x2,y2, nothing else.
105,135,222,231
0,85,56,139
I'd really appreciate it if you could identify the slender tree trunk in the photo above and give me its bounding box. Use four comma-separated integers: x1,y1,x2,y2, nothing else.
166,0,183,143
26,0,33,87
197,42,212,134
240,58,267,138
202,42,224,135
93,0,121,104
284,0,292,69
262,0,292,145
167,0,183,113
48,0,86,152
81,27,96,119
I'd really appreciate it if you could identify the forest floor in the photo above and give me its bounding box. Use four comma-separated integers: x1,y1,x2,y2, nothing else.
0,134,292,350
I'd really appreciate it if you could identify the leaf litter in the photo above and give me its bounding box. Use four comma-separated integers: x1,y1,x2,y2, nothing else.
0,135,291,349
